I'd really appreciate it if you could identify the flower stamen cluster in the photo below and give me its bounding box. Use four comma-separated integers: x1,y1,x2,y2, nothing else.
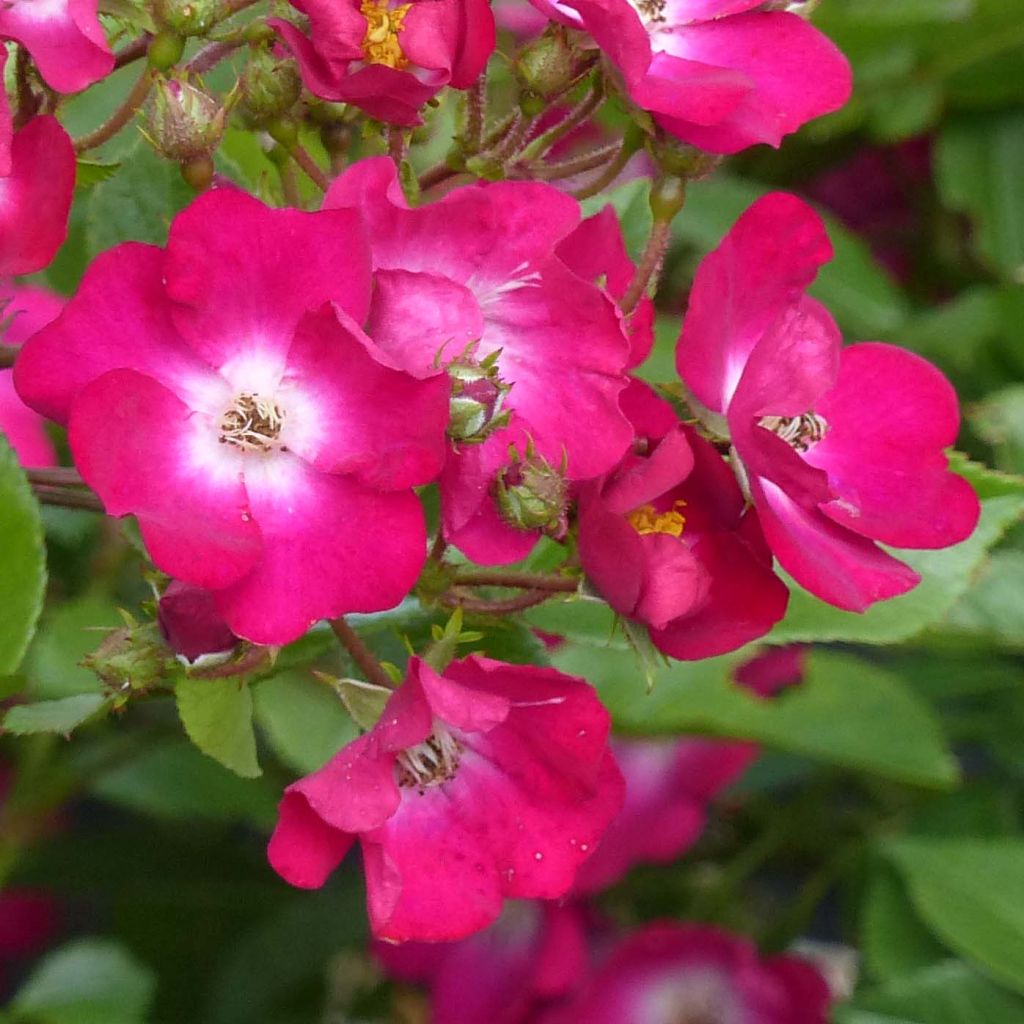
360,0,412,69
396,726,463,791
759,412,828,452
628,499,688,538
218,392,286,452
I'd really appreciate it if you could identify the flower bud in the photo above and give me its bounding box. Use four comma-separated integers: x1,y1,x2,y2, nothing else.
446,349,512,444
153,0,218,37
495,445,569,537
238,48,302,127
515,26,579,101
143,76,226,162
157,581,238,664
646,132,720,180
82,621,172,695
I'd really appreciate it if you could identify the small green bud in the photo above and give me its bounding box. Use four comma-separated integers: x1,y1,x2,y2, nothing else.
238,48,302,127
82,622,172,698
494,444,569,537
181,154,215,190
153,0,218,36
515,26,578,101
147,29,186,71
649,175,686,223
142,76,226,161
446,347,512,444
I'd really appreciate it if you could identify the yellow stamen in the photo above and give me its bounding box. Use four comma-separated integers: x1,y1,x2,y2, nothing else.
627,499,688,538
360,0,412,69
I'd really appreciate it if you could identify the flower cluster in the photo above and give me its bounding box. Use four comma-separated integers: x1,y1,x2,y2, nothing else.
2,0,982,977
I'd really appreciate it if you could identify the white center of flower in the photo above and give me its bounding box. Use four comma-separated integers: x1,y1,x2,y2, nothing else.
396,727,463,792
758,412,828,453
218,392,285,452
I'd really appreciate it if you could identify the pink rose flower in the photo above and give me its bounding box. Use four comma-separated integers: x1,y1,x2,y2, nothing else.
374,900,589,1023
675,192,980,611
324,157,632,564
272,0,495,125
268,655,624,942
15,187,450,645
0,53,75,278
529,0,851,153
0,283,63,468
157,580,238,663
578,379,788,659
0,0,112,93
548,921,831,1024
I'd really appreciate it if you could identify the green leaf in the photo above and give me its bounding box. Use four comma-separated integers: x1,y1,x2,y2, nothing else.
0,438,46,675
550,647,957,787
884,839,1024,995
972,384,1024,474
75,158,121,189
253,671,359,775
24,595,122,699
89,739,277,826
12,938,156,1024
863,863,949,981
85,138,194,256
769,459,1024,645
937,110,1024,283
945,551,1024,649
176,676,260,778
854,961,1024,1024
2,693,107,736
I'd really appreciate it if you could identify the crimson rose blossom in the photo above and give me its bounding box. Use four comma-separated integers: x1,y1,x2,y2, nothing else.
272,0,495,124
268,656,624,942
547,922,831,1024
528,0,851,153
579,379,788,659
325,157,632,564
676,192,980,611
0,53,75,278
0,0,112,93
0,284,63,468
15,187,450,644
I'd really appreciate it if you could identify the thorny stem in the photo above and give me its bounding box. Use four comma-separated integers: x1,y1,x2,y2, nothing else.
386,126,408,167
530,141,621,181
114,35,150,69
186,39,243,74
26,467,89,488
290,143,330,191
74,67,152,153
519,77,604,164
329,617,398,690
620,218,672,315
463,75,487,154
31,484,104,512
571,139,635,201
440,590,556,615
451,569,579,592
418,163,461,192
280,159,302,207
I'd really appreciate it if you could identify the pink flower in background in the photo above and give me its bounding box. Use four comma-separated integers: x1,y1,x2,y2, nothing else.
325,157,632,565
578,380,788,659
268,656,624,942
0,284,63,468
529,0,850,153
0,0,112,93
0,53,75,277
375,900,589,1023
548,922,831,1024
272,0,495,124
15,188,450,645
675,193,980,611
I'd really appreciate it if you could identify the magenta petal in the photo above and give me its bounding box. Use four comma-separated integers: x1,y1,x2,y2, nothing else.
676,193,832,415
753,476,920,611
807,343,980,549
0,372,56,468
268,792,355,889
0,0,112,93
330,64,440,125
213,457,427,644
0,117,75,277
632,52,752,125
563,0,653,86
0,51,10,177
364,798,504,942
293,733,402,833
365,269,485,376
447,0,496,87
68,369,262,589
601,425,695,515
14,243,226,425
655,11,852,153
579,499,646,619
281,304,449,489
633,532,709,631
164,190,372,373
415,659,511,733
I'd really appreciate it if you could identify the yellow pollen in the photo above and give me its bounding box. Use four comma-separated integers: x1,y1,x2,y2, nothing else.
627,500,688,538
360,0,411,69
